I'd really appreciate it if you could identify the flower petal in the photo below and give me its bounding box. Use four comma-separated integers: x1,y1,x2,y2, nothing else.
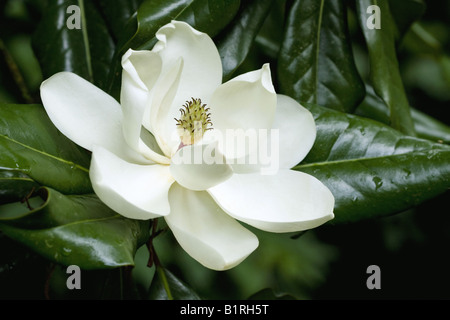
40,72,121,151
40,72,150,164
208,170,335,233
149,58,184,157
90,146,174,220
153,20,222,101
209,64,277,160
165,183,259,270
170,142,233,191
121,49,170,164
151,21,222,153
274,94,316,169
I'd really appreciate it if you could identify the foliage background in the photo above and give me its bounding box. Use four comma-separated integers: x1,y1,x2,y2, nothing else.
0,0,449,299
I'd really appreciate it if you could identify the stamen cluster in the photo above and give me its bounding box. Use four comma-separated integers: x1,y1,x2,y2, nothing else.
175,97,213,145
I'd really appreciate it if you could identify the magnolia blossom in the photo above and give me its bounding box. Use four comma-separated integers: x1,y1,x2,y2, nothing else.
40,21,335,270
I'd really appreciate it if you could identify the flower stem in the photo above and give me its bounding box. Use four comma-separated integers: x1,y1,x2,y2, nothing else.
146,219,173,300
156,265,173,300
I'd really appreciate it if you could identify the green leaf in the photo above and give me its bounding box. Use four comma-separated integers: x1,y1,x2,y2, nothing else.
356,0,415,135
0,187,150,269
123,0,240,51
0,169,39,204
148,266,201,300
32,0,114,91
278,0,365,113
356,86,450,143
389,0,425,41
0,103,92,194
216,0,274,81
94,0,143,41
107,0,240,99
253,0,286,60
295,104,450,224
115,0,188,53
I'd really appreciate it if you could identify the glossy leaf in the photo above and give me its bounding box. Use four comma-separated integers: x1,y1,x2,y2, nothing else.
295,104,450,224
107,0,240,99
0,170,39,204
124,0,240,51
390,0,425,41
95,0,143,41
148,266,201,300
253,0,286,60
278,0,365,113
32,0,114,91
356,0,415,135
0,187,150,269
216,0,274,81
0,103,92,194
356,86,450,143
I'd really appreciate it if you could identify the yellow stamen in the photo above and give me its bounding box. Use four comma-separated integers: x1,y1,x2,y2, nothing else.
174,98,213,146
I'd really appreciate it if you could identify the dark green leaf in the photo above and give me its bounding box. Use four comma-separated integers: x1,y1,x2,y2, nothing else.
176,0,241,37
389,0,425,41
32,0,114,91
356,86,450,143
0,103,92,194
116,0,191,53
0,169,39,204
216,0,274,81
107,0,240,99
0,187,150,269
295,104,450,224
95,0,143,41
253,0,286,60
356,0,415,135
278,0,365,113
148,266,201,300
124,0,240,51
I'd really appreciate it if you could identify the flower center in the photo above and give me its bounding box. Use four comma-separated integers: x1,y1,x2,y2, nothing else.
175,97,213,146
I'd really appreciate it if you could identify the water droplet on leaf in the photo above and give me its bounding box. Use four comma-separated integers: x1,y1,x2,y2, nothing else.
372,177,383,190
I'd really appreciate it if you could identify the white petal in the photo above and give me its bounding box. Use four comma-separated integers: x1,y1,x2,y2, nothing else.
40,72,150,164
209,64,277,160
151,21,222,153
208,170,335,233
170,142,233,191
149,58,184,157
274,94,317,169
153,20,222,101
40,72,120,152
121,49,170,164
165,183,259,270
90,146,174,220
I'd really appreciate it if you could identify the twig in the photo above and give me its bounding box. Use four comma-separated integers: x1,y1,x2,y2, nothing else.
44,263,56,300
0,37,34,104
20,187,36,210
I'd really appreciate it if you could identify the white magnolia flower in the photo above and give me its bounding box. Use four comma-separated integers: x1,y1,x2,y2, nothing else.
40,21,335,270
